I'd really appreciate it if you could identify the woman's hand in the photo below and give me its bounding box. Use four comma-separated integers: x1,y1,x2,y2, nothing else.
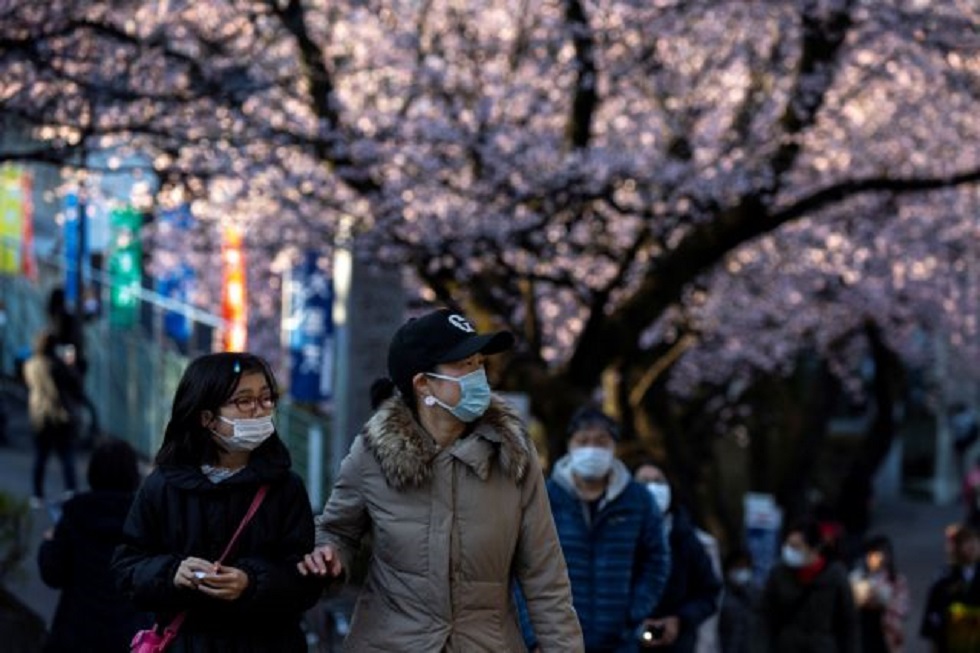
298,544,344,577
195,563,250,601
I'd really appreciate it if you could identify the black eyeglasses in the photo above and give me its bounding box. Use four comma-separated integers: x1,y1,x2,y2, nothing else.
224,395,277,413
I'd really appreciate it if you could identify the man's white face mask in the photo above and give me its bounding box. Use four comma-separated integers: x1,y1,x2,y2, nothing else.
569,446,614,480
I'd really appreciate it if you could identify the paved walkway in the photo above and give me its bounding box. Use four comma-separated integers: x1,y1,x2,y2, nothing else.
0,381,965,650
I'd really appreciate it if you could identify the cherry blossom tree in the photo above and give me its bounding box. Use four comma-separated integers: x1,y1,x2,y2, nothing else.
3,0,980,524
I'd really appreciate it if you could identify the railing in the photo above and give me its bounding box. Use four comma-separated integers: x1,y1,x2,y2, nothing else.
0,268,333,505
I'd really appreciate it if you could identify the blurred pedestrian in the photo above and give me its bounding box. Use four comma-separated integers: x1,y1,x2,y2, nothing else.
111,352,324,651
45,287,86,376
23,330,82,507
758,516,858,653
633,461,722,652
46,287,100,445
920,523,980,653
38,438,151,652
849,534,909,653
694,527,723,653
952,403,980,481
962,455,980,530
519,405,671,652
718,548,759,653
300,307,583,651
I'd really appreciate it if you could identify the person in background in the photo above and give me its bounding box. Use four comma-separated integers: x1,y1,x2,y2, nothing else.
38,438,151,652
921,523,980,653
694,528,723,653
45,287,86,376
633,461,722,652
112,352,325,651
849,534,909,653
718,548,759,653
758,516,858,653
961,455,980,530
45,286,100,445
520,405,671,653
23,330,82,507
300,307,583,651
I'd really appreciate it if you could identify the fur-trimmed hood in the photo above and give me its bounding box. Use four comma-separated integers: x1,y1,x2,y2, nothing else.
361,395,532,489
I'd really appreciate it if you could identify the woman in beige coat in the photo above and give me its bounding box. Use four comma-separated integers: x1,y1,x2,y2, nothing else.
300,307,583,652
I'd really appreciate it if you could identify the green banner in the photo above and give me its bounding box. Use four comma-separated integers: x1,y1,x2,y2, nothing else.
108,206,142,327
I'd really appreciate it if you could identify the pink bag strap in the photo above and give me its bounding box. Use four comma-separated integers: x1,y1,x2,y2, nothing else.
217,484,269,563
158,484,269,637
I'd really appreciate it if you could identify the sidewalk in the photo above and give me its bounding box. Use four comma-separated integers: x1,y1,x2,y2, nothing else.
0,381,85,631
866,490,962,653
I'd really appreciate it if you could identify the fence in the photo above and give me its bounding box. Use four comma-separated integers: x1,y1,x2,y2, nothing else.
0,266,333,506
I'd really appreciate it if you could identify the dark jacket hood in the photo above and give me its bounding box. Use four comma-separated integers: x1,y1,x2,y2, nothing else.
156,434,293,491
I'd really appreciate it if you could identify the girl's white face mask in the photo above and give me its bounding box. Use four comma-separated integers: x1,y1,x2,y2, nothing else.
214,415,275,452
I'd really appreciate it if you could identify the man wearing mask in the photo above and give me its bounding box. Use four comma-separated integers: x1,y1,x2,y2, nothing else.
520,405,670,653
758,517,858,653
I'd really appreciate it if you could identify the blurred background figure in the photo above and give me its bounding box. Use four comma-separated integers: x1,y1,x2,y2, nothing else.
23,330,82,507
921,523,980,653
951,403,980,483
694,527,723,653
961,454,980,530
45,287,99,446
718,549,759,653
634,461,722,652
758,516,857,653
520,405,670,653
45,288,85,377
37,437,151,653
849,534,909,653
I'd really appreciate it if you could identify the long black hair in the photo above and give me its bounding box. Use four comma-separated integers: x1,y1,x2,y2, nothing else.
155,352,279,466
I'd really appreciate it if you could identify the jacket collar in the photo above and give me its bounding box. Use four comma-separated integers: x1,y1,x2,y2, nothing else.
551,454,632,508
362,396,531,490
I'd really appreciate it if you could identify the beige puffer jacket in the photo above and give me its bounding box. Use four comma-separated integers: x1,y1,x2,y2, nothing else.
316,396,583,652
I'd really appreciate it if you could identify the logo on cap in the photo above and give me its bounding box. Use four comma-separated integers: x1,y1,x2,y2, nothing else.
448,314,475,333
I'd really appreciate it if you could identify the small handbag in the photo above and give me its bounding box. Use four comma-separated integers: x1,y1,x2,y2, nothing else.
130,485,269,653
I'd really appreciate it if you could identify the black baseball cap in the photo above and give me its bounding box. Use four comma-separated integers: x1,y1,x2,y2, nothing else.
387,308,514,388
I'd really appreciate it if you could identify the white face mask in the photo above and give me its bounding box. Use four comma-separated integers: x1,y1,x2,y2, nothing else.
425,368,492,422
729,568,753,586
215,415,275,452
569,446,614,480
782,544,807,568
646,482,672,513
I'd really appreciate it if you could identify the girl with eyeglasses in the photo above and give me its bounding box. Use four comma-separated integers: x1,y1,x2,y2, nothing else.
112,352,325,651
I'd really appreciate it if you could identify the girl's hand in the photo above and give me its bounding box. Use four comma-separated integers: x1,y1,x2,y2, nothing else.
174,556,216,589
195,563,250,601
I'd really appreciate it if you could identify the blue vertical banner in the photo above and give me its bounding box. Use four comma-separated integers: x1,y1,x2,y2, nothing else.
63,192,82,309
156,205,194,345
287,250,334,402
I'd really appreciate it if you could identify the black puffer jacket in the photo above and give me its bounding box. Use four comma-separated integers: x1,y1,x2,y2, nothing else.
39,489,152,653
111,438,325,652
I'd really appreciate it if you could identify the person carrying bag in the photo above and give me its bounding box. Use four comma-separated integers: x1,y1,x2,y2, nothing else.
131,484,268,653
